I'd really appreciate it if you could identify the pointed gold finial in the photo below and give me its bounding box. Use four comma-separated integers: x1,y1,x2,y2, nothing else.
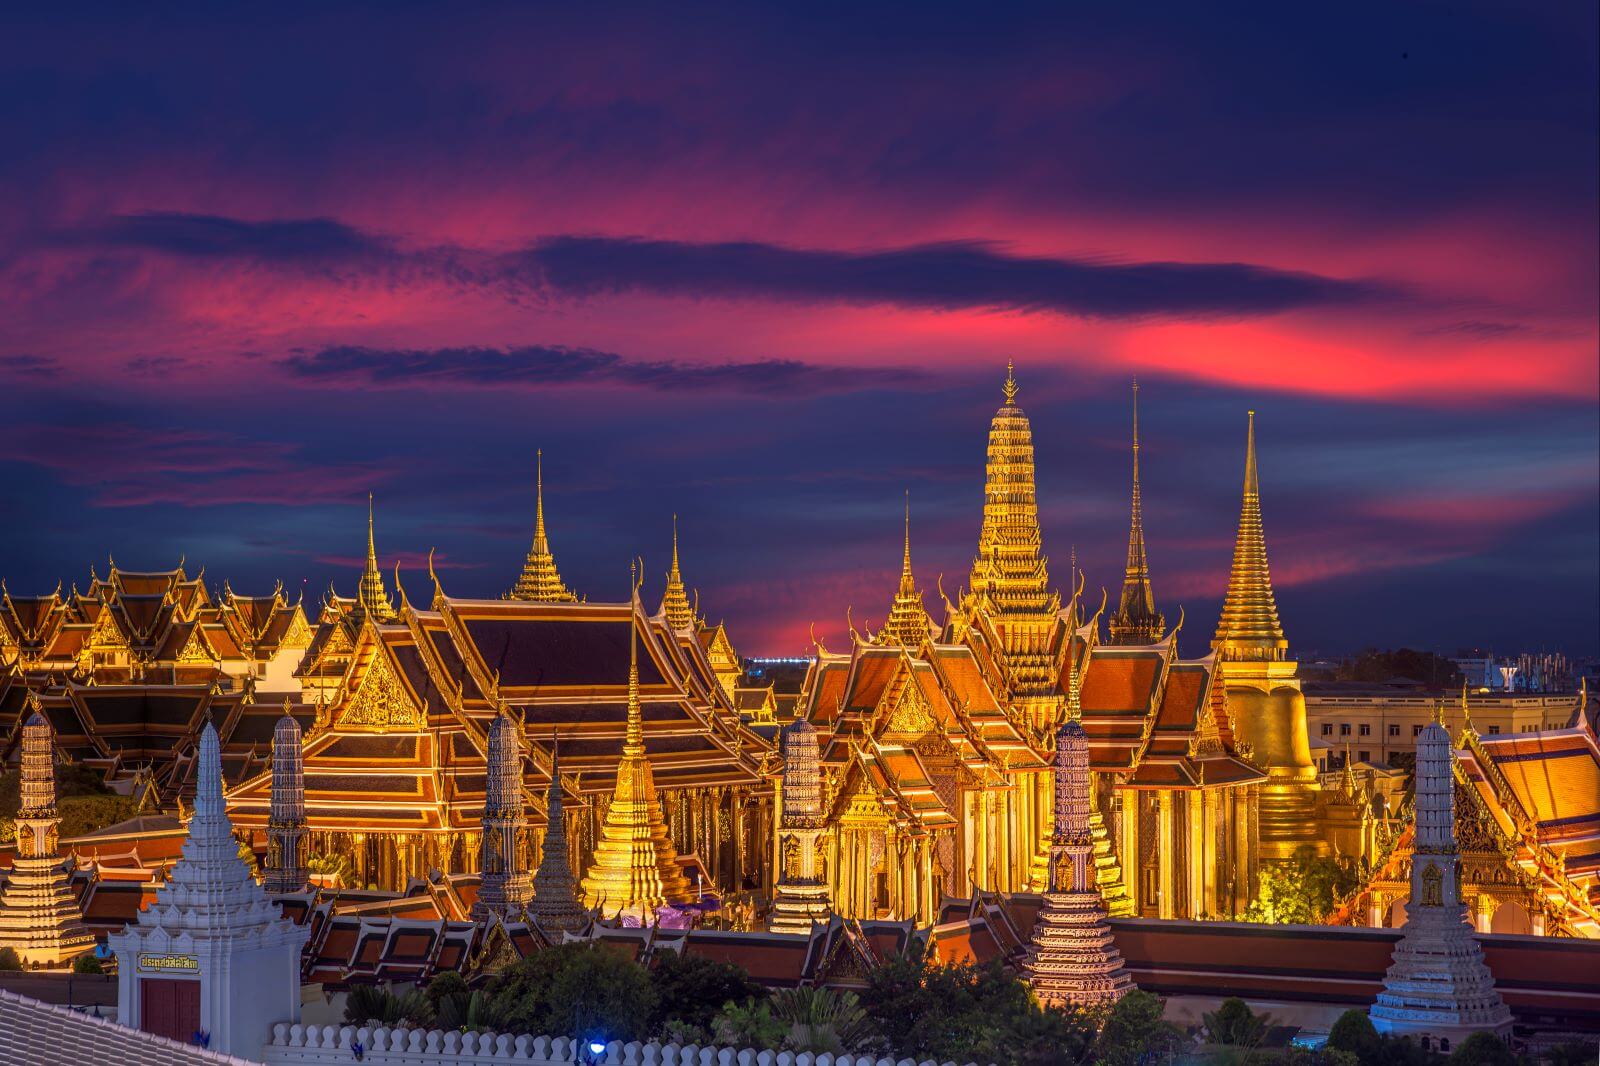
626,559,644,757
876,491,933,647
1002,359,1018,406
357,492,394,620
1109,377,1164,646
508,451,577,602
1212,409,1285,660
660,515,695,631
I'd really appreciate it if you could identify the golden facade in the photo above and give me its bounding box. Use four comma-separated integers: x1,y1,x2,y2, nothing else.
1,366,1592,943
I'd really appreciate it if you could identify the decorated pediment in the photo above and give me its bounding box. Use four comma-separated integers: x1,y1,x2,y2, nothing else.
338,642,424,730
281,608,314,649
88,609,128,651
176,626,218,664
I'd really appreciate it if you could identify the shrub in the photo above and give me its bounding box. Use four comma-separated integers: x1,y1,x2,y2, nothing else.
72,953,105,975
1446,1032,1516,1066
770,987,873,1055
1326,1010,1380,1062
859,951,1092,1066
0,947,22,971
485,942,657,1043
649,950,766,1034
1094,990,1185,1066
343,982,435,1028
711,1000,787,1051
1204,997,1270,1047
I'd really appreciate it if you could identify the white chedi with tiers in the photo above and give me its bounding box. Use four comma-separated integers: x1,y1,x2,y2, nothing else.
0,707,94,964
110,721,309,1058
1370,719,1511,1047
1026,718,1134,1007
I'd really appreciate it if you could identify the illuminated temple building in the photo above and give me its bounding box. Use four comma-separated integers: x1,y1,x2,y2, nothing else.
0,366,1593,970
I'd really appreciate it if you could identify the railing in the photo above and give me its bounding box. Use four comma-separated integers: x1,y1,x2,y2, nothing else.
263,1025,984,1066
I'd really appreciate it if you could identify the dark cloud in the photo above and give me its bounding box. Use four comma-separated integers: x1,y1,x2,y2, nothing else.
52,213,1396,320
512,237,1395,319
49,212,392,263
0,354,61,379
281,344,917,396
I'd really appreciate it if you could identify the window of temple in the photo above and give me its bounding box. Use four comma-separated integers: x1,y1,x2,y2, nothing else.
1321,723,1333,736
1388,724,1400,736
1488,725,1501,734
1358,751,1370,763
1359,723,1370,736
1339,723,1351,736
1413,725,1424,736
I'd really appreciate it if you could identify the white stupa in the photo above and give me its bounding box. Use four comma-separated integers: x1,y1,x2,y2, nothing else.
109,721,309,1057
1369,717,1511,1049
1026,716,1135,1007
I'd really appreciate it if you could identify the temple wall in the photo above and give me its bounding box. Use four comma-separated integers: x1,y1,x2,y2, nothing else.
263,1026,988,1066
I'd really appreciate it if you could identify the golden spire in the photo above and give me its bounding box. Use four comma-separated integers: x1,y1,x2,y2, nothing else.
508,450,577,603
1212,411,1287,660
1109,379,1165,646
579,566,693,918
876,491,934,647
356,493,395,622
967,362,1060,713
659,515,695,631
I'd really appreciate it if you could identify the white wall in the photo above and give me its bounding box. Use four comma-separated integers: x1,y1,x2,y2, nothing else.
262,1025,983,1066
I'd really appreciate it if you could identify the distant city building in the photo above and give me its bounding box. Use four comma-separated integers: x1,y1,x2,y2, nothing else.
1305,684,1582,767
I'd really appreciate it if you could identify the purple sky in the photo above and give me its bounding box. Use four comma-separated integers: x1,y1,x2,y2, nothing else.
2,4,1596,658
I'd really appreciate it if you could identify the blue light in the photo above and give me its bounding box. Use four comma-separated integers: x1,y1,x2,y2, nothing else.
589,1041,607,1056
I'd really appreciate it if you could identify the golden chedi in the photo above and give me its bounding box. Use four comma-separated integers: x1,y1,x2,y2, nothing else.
579,573,694,919
1212,412,1325,860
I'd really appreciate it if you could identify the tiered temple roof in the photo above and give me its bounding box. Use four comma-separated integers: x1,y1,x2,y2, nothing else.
232,580,768,842
1457,724,1600,936
0,563,310,687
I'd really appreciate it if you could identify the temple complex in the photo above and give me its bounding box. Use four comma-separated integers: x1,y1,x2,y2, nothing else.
0,703,94,963
1369,716,1512,1048
0,364,1590,992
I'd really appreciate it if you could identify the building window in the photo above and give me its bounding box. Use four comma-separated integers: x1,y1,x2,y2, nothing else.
1413,725,1423,737
1339,723,1351,736
1359,723,1371,736
1321,723,1333,736
1488,725,1500,735
1358,750,1370,763
1388,724,1400,736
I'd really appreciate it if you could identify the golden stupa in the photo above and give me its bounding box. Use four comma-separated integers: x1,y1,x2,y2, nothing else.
579,569,694,918
1212,411,1325,859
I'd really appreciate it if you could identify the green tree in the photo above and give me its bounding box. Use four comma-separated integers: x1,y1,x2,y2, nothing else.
1094,990,1184,1066
1446,1033,1515,1066
0,947,22,971
1337,649,1463,691
1326,1010,1381,1063
711,1000,786,1051
859,949,1093,1066
72,953,105,974
770,987,872,1055
648,950,766,1034
1204,997,1270,1048
1542,1040,1600,1066
485,942,657,1042
343,982,435,1028
1243,847,1361,925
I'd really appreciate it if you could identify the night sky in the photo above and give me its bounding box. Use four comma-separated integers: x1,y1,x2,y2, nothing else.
3,4,1596,659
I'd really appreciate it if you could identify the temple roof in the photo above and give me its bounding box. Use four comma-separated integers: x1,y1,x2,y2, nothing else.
1458,724,1600,915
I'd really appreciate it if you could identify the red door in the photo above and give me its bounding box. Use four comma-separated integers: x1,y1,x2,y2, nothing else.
141,977,201,1043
